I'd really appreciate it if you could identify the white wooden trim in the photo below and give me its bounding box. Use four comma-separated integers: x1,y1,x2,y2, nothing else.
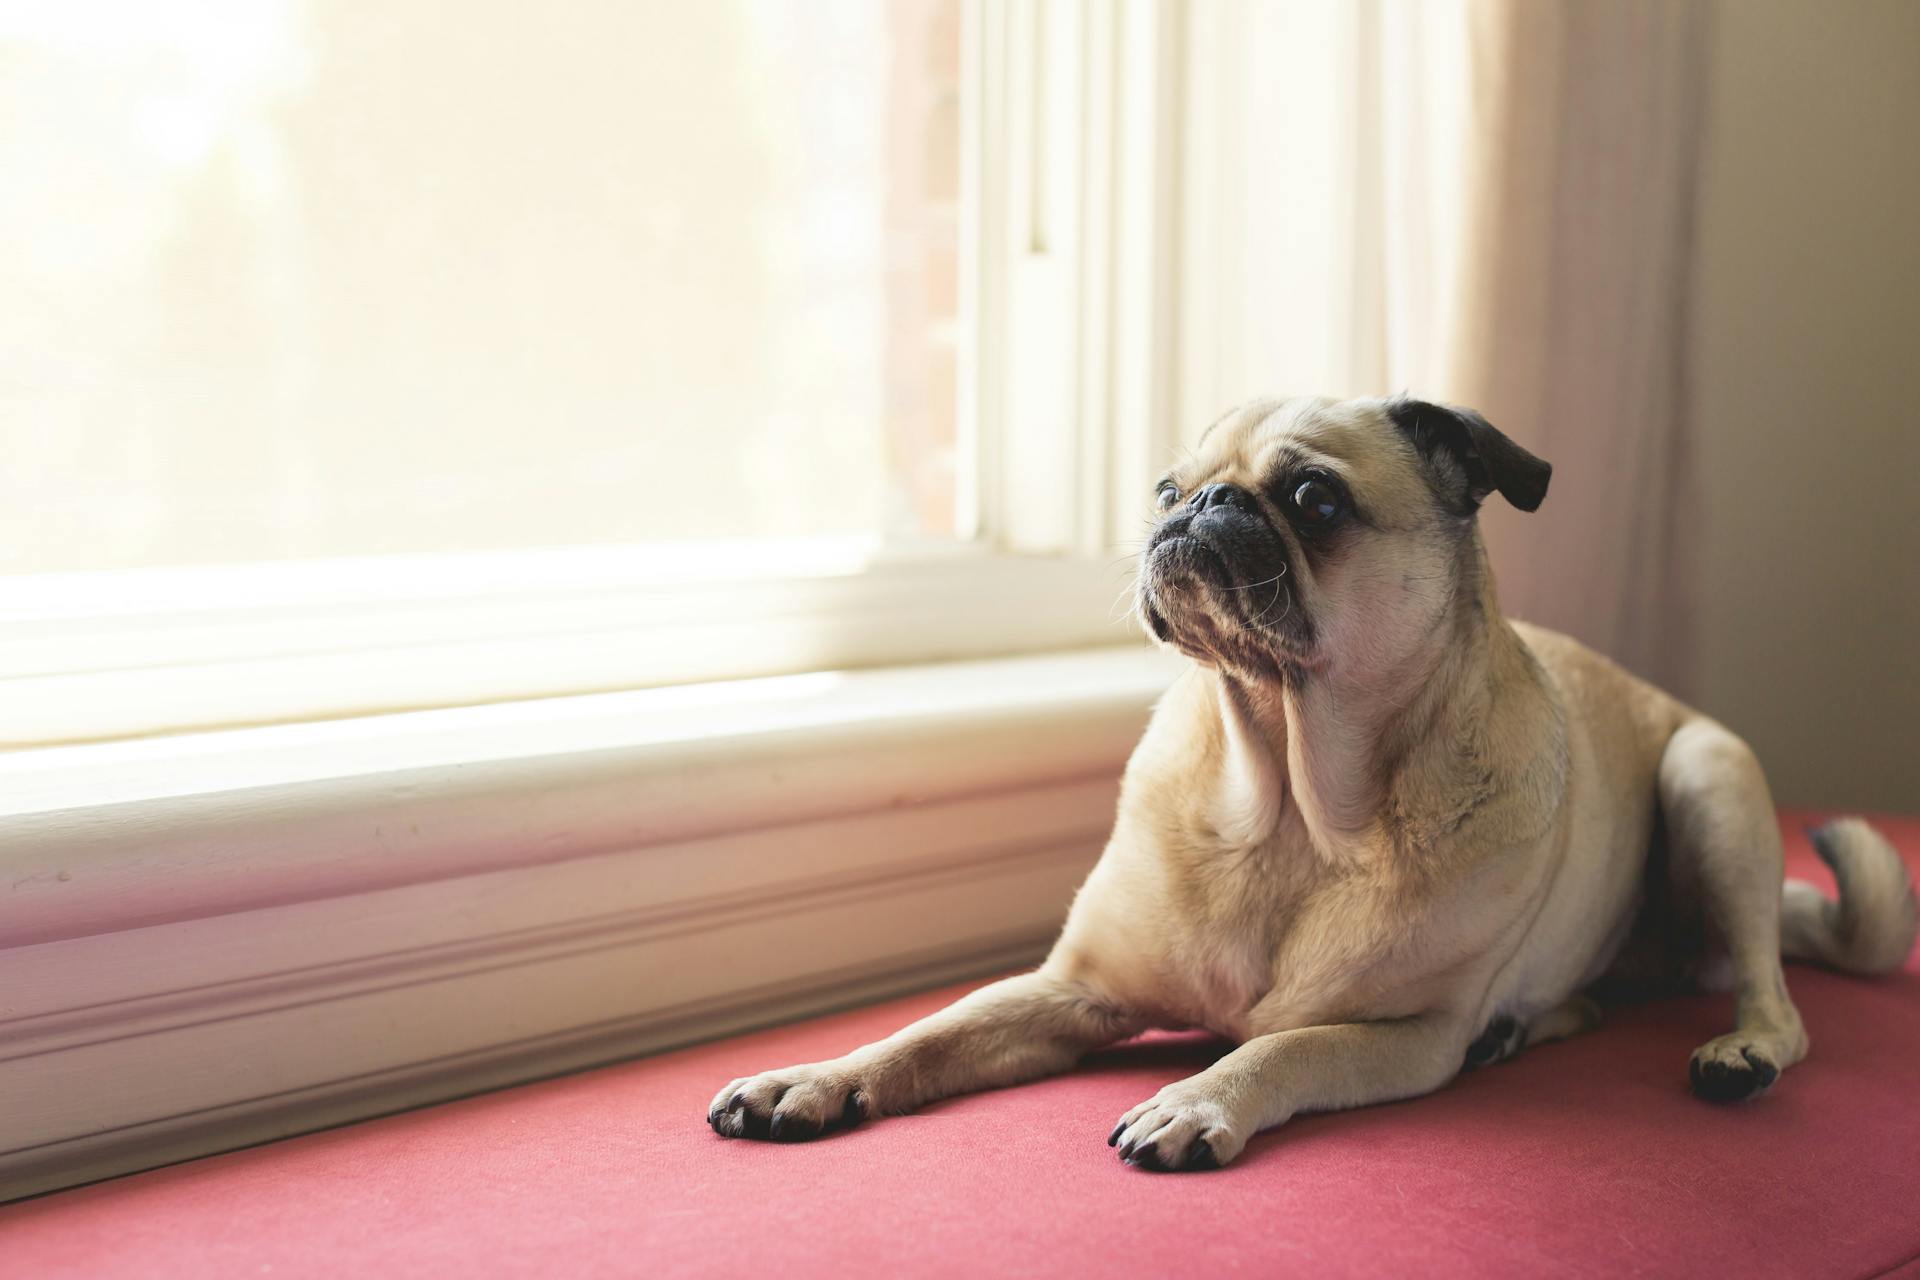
0,645,1179,1201
0,543,1138,747
1104,0,1189,545
2,932,1057,1205
971,0,1189,558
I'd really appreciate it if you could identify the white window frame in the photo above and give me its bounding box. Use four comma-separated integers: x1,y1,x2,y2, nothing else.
0,0,1202,1201
2,542,1131,746
2,0,1188,749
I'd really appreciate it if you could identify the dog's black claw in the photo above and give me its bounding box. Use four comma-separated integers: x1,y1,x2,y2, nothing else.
1107,1121,1126,1147
1690,1049,1778,1103
1741,1048,1780,1090
840,1091,869,1127
1463,1015,1523,1071
769,1113,820,1143
1128,1144,1167,1172
708,1092,747,1133
1184,1136,1220,1170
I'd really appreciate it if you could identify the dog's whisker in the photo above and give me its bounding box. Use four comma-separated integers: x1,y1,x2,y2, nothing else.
1250,576,1288,626
1222,565,1288,593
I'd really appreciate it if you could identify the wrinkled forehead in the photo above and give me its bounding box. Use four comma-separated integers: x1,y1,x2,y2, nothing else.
1185,396,1435,514
1189,397,1378,474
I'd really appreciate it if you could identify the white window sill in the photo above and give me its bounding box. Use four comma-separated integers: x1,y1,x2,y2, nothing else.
0,644,1179,1201
2,544,1138,747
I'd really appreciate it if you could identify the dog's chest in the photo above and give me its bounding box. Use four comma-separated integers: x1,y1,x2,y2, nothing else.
1167,841,1414,1040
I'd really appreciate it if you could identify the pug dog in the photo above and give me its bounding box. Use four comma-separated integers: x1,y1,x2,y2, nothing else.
707,395,1917,1170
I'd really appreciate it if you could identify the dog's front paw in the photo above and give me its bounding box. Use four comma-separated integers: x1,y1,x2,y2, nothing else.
1108,1078,1252,1172
1688,1035,1781,1103
707,1064,871,1142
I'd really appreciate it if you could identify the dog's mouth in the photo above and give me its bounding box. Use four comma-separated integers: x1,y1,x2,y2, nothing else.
1139,534,1227,643
1145,532,1232,584
1139,516,1299,657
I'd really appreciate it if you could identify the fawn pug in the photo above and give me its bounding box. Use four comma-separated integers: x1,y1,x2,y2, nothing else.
707,396,1916,1170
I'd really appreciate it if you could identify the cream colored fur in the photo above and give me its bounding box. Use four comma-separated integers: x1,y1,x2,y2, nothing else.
707,396,1916,1170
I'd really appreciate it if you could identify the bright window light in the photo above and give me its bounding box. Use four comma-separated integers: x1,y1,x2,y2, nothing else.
0,0,964,574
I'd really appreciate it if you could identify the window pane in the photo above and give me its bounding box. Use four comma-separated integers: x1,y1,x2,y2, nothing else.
0,0,963,574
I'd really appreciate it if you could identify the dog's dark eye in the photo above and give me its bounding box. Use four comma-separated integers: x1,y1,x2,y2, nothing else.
1289,478,1344,526
1155,484,1181,512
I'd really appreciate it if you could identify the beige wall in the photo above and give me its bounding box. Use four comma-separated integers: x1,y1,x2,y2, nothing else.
1686,0,1920,810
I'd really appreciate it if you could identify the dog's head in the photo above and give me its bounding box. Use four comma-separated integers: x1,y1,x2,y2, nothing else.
1136,396,1550,684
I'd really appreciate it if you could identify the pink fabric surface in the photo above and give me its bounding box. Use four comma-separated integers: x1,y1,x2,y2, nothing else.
5,814,1918,1279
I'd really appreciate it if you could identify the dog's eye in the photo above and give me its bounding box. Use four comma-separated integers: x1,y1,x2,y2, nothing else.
1289,478,1344,526
1155,484,1181,512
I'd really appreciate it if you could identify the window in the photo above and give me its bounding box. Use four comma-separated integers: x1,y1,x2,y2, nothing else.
4,0,965,571
1,1,1190,1200
1,1,1185,746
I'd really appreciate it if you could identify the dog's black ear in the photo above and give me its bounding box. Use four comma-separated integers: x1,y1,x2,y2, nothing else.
1386,398,1552,513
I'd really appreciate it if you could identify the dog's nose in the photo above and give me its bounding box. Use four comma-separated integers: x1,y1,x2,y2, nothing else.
1191,482,1254,513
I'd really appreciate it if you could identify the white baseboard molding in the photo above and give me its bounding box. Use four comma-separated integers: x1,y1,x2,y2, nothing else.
0,646,1176,1202
1,930,1056,1204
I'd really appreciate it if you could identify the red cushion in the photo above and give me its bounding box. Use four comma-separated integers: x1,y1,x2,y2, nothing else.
6,813,1919,1278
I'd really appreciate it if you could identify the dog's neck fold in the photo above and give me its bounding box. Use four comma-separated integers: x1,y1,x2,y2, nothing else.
1209,545,1529,860
1210,676,1289,847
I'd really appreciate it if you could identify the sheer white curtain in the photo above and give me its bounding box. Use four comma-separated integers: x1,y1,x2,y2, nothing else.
1450,0,1712,691
1182,0,1711,690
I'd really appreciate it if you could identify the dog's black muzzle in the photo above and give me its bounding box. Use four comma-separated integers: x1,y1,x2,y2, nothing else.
1146,483,1289,591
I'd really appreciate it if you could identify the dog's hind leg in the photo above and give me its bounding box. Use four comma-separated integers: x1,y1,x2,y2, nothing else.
1658,718,1809,1102
1460,994,1602,1073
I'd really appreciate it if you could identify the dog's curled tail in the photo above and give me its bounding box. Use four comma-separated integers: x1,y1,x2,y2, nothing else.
1781,818,1918,975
